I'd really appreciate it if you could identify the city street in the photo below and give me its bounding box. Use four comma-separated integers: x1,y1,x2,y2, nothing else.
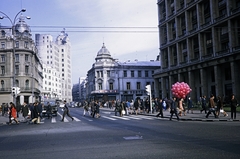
0,108,240,159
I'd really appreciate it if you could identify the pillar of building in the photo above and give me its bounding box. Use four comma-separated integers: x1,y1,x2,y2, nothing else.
231,61,240,99
214,65,223,96
161,77,167,99
188,70,195,101
169,75,173,98
200,68,208,97
154,78,160,98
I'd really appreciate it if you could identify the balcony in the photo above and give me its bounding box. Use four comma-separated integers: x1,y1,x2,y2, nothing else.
232,45,240,51
231,7,240,15
214,14,227,23
187,0,194,7
200,21,211,29
202,53,213,60
189,27,197,34
216,49,230,56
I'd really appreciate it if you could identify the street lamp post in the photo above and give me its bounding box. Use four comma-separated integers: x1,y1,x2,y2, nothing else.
0,9,30,104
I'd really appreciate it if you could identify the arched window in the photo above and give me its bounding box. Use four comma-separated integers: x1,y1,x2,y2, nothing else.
25,80,29,90
1,80,4,90
15,80,19,87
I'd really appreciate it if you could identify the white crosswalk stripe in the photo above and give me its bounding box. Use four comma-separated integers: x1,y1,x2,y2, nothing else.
99,115,156,121
101,116,117,120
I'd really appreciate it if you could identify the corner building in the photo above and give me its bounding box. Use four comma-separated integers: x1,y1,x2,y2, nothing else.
154,0,240,102
86,43,160,102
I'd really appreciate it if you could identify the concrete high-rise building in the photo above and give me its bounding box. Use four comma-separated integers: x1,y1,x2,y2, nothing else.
36,29,72,102
154,0,240,102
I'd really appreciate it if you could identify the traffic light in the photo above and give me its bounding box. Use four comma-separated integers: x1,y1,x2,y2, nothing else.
145,85,151,95
12,87,16,96
16,87,21,95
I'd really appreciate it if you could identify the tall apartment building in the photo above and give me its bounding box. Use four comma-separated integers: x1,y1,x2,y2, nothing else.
154,0,240,102
35,29,72,102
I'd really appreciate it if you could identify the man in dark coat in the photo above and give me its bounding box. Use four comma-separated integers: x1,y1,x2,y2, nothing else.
21,102,29,122
46,102,52,119
61,100,74,122
28,102,40,124
156,98,163,118
169,97,180,121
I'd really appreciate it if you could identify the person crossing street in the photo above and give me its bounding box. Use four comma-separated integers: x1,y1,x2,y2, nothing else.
61,100,74,122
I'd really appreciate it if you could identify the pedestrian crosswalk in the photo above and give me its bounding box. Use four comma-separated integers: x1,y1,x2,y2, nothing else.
39,114,159,124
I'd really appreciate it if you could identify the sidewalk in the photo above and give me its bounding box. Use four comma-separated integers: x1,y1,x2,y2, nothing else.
100,107,240,122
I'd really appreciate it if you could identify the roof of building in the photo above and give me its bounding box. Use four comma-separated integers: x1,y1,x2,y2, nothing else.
118,60,160,67
97,43,111,56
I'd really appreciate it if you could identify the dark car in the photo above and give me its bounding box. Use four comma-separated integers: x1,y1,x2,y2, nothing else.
42,100,58,116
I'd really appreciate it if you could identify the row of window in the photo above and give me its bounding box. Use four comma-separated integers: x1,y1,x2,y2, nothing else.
0,65,31,75
1,41,29,49
97,82,152,90
0,54,30,63
0,80,30,89
96,70,154,78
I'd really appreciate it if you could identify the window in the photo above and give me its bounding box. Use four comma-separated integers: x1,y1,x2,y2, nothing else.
15,54,19,62
107,70,110,77
25,80,29,89
138,71,142,77
1,55,5,62
131,70,134,77
109,83,113,90
145,71,149,77
1,42,5,49
1,80,4,90
15,80,19,87
1,66,5,75
15,41,19,48
24,41,28,48
100,71,103,77
25,55,29,61
137,82,141,90
124,70,127,77
127,82,131,90
62,49,64,52
15,65,19,74
25,66,29,74
98,83,102,90
97,71,100,77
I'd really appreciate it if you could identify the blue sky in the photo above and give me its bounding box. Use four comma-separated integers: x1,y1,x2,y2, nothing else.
1,0,159,84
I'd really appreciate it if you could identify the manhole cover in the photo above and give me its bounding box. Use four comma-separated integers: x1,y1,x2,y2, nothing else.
123,135,143,140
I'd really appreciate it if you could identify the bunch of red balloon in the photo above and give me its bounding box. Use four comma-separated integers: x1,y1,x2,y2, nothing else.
171,82,192,99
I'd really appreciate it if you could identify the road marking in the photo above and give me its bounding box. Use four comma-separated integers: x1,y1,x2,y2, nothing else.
101,116,117,120
52,117,56,123
111,116,130,120
73,117,81,121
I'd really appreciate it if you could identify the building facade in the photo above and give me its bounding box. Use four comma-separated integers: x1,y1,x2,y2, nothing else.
154,0,240,102
35,29,72,102
0,16,43,104
86,43,160,102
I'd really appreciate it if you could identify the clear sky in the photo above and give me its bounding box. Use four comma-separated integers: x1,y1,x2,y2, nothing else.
0,0,159,84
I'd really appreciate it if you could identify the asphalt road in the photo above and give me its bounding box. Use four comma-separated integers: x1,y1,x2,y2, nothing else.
0,108,240,159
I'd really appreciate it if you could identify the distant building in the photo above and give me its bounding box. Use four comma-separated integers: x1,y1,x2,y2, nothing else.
0,16,43,104
72,77,87,103
35,29,72,102
154,0,240,102
86,43,160,102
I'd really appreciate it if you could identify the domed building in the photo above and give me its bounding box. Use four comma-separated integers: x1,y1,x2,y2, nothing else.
86,43,160,102
0,15,43,104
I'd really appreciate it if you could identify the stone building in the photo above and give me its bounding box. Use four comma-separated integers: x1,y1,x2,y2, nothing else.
0,16,43,104
86,43,160,102
154,0,240,103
